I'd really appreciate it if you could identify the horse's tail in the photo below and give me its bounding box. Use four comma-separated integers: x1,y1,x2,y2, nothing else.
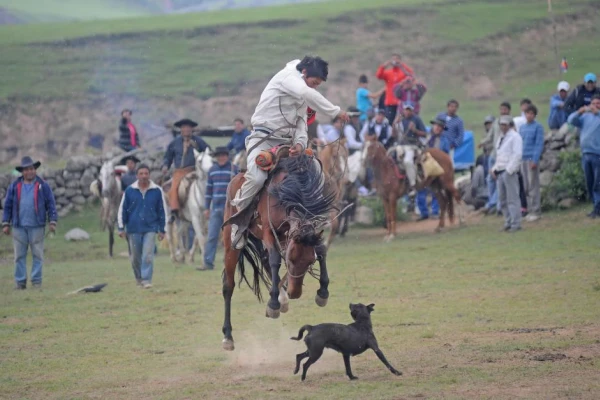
235,234,271,302
290,325,313,341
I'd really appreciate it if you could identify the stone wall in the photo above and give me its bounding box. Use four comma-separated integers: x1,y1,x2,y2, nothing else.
0,149,167,219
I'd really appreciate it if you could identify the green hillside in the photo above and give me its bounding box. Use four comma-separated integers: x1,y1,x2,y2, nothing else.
0,0,156,23
0,0,598,145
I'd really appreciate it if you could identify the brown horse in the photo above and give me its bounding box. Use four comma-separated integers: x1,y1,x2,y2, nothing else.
221,153,337,351
317,139,354,247
362,137,462,240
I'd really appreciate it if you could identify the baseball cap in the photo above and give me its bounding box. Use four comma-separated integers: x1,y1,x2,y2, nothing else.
403,103,414,110
483,115,495,124
498,115,512,125
557,81,570,92
584,73,597,83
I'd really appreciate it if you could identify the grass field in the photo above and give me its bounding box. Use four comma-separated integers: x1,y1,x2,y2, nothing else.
1,205,599,399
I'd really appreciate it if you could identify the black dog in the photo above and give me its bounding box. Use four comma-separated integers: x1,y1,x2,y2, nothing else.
291,303,402,381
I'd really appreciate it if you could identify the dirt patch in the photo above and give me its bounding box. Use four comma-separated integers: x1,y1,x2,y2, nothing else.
466,75,498,100
506,327,563,334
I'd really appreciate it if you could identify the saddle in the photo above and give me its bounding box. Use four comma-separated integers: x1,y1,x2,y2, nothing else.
178,172,197,207
161,171,197,208
255,145,314,172
223,145,317,229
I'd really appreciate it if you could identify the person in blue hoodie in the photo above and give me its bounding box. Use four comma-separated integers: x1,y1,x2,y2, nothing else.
519,104,545,222
548,81,570,130
568,95,600,218
118,164,167,288
226,118,251,156
2,156,57,290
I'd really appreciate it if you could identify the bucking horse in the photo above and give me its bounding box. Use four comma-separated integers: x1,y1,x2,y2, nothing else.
221,148,337,351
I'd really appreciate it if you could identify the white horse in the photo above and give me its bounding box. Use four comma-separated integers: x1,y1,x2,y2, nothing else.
166,148,214,265
90,149,140,257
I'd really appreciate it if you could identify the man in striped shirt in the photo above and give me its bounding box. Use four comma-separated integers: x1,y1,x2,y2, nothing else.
200,147,239,271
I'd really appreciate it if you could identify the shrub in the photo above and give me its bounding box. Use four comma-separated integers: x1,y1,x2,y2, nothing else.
542,151,586,210
358,196,408,226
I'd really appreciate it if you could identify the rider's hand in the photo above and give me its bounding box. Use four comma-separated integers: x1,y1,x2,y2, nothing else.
157,232,165,241
118,231,126,239
2,226,10,236
49,224,56,233
289,144,303,157
203,209,210,219
337,111,349,123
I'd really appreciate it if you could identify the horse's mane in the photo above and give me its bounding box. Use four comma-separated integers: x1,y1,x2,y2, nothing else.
269,154,337,221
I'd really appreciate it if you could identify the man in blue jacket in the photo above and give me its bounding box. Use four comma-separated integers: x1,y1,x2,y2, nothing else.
226,118,251,156
2,156,57,290
568,95,600,218
548,81,570,130
118,164,167,288
519,104,545,222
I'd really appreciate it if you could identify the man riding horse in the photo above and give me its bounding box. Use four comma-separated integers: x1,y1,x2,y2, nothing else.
226,56,349,249
162,118,210,223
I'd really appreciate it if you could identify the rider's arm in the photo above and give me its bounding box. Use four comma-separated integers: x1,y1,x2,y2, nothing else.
414,118,428,137
205,168,213,210
163,142,174,169
280,75,340,120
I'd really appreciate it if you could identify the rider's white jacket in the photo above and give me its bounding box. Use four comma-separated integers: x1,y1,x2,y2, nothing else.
250,59,341,150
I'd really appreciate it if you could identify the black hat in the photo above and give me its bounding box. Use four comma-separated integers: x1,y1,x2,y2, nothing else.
430,118,446,128
214,146,229,156
121,155,141,164
347,106,360,116
16,156,41,172
174,118,198,128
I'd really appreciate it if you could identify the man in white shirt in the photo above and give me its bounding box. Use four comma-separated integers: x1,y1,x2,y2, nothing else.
228,56,348,249
491,115,523,232
512,98,532,133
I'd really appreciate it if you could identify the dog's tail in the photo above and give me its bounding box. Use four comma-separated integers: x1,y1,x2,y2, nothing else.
290,325,312,341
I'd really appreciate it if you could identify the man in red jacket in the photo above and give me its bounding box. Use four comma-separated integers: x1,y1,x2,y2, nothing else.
376,53,414,124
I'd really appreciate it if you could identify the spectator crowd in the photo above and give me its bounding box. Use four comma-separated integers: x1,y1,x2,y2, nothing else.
3,55,599,290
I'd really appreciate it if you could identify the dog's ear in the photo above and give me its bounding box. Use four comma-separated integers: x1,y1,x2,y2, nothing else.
367,303,375,313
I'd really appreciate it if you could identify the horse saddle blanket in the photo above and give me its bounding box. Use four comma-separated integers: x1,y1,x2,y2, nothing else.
178,172,197,205
421,152,444,179
255,145,315,172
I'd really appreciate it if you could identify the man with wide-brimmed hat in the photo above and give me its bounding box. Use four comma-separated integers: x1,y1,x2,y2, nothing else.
2,156,57,290
162,118,210,222
120,154,141,190
199,146,238,271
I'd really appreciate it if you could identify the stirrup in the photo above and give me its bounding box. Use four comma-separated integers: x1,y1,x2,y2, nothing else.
231,224,247,250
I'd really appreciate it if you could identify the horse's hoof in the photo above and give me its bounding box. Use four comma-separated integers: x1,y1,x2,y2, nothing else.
315,295,328,307
266,306,280,319
280,302,289,313
222,338,235,351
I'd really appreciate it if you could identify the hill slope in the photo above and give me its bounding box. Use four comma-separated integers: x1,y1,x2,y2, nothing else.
0,0,598,163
